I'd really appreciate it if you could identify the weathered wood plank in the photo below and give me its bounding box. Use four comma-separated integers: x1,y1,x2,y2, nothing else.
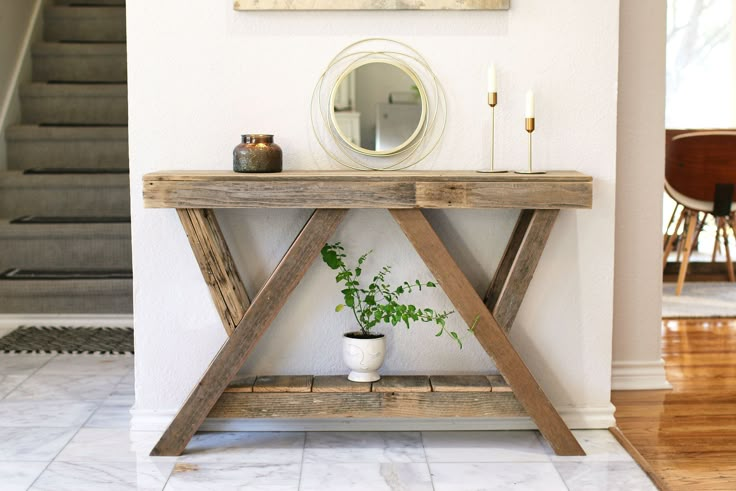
209,391,527,419
234,0,510,11
253,375,313,393
145,180,591,210
150,209,348,456
484,209,559,332
312,375,372,393
177,208,250,335
389,208,584,456
144,170,592,182
372,376,431,393
430,375,492,392
225,375,256,393
488,375,512,392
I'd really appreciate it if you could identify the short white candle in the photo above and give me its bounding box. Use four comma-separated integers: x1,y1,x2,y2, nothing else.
525,90,535,118
487,64,497,93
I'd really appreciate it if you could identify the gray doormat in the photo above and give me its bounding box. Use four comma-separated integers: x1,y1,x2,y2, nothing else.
0,326,133,354
662,282,736,318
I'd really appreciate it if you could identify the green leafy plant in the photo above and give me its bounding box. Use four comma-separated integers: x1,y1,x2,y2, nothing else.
321,242,466,348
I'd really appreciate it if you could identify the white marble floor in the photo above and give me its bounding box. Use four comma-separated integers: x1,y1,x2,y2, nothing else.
0,352,656,490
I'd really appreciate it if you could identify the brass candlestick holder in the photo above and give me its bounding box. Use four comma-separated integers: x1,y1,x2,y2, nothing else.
477,92,507,173
516,117,545,174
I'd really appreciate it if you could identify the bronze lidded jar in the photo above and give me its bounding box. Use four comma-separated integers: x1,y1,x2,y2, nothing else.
233,134,282,173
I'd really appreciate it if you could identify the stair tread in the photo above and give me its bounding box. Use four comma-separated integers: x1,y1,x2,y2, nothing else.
0,269,132,280
0,219,130,237
33,42,126,55
21,82,127,97
6,124,128,141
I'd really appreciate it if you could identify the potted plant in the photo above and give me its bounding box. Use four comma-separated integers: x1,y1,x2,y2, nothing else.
321,242,463,382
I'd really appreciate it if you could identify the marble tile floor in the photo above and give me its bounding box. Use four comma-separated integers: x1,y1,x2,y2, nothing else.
0,353,656,490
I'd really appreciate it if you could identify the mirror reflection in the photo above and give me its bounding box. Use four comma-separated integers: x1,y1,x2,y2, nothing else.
332,61,424,154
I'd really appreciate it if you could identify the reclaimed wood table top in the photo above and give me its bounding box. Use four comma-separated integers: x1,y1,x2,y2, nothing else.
142,170,593,209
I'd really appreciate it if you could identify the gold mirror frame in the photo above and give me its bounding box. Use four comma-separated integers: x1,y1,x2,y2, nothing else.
329,59,428,157
311,38,447,171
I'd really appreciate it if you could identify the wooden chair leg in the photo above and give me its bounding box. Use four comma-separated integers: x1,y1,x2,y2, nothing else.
689,212,706,260
663,208,685,270
712,217,722,262
676,210,697,296
663,203,681,248
724,216,736,282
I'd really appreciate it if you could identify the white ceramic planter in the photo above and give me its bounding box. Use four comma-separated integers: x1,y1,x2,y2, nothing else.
342,331,386,382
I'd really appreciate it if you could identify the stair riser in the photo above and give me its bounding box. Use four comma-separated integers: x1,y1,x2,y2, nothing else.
0,280,132,314
7,139,128,169
55,0,125,5
0,188,130,216
44,13,126,42
0,236,131,270
33,54,127,83
21,95,127,125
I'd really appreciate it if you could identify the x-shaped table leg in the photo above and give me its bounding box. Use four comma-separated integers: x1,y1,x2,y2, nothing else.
389,209,584,456
151,208,347,456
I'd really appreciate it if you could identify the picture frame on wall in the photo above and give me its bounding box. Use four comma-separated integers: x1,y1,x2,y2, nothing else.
234,0,509,11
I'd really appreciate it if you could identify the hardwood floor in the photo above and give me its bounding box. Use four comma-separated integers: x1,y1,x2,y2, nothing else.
612,318,736,491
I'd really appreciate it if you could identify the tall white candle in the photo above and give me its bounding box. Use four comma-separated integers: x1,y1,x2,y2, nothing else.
487,64,497,93
525,90,535,118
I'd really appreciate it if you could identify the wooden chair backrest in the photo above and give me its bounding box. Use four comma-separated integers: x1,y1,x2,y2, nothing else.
665,130,736,202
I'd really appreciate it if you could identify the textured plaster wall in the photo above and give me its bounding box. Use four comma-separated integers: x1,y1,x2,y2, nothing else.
127,0,619,425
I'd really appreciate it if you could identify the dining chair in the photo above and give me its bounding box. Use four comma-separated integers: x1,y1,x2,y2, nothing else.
663,130,736,295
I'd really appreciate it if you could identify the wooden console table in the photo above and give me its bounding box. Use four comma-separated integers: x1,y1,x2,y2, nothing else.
142,170,592,456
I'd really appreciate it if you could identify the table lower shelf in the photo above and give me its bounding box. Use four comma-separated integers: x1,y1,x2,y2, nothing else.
209,374,527,419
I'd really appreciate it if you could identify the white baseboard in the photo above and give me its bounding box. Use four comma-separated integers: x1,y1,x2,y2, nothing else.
130,404,616,433
611,359,672,390
0,314,133,329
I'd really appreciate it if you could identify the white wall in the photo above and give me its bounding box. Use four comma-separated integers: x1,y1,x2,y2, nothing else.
127,0,620,429
0,0,41,170
612,0,670,390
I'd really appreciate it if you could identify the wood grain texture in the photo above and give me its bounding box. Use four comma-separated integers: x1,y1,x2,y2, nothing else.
666,131,736,202
150,209,347,456
253,375,313,393
234,0,510,10
142,171,593,210
312,376,372,393
372,376,431,393
177,208,250,335
488,375,512,392
484,209,559,332
389,208,584,456
209,391,527,419
430,375,491,392
613,318,736,490
224,375,255,393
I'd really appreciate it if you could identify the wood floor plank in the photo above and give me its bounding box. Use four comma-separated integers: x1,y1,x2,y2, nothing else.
612,318,736,491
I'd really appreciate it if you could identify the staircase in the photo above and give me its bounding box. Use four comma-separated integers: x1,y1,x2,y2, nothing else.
0,0,132,315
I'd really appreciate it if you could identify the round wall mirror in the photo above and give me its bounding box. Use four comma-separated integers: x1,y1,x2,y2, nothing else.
330,60,427,156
